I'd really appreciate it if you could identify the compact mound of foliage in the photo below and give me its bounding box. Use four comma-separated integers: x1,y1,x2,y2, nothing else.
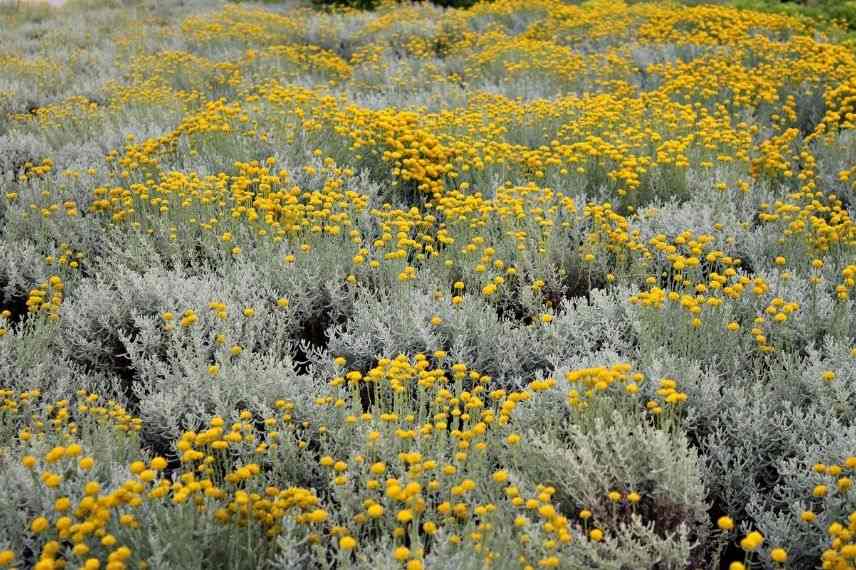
0,0,855,568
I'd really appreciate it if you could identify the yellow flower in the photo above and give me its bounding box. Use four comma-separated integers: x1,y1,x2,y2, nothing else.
31,516,50,533
739,530,763,551
45,446,65,463
770,548,787,563
717,516,734,531
42,472,62,487
589,528,603,542
393,546,410,561
339,536,357,550
54,497,71,512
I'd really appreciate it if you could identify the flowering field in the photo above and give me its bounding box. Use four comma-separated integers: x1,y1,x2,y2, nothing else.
0,0,855,568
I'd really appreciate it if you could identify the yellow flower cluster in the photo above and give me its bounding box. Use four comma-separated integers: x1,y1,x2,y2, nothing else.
807,459,856,569
25,276,64,321
3,0,856,567
1,359,679,569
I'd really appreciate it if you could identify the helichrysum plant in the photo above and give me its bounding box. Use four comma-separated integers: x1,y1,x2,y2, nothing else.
0,0,855,568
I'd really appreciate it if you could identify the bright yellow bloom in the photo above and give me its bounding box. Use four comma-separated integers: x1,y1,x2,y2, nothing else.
31,516,50,533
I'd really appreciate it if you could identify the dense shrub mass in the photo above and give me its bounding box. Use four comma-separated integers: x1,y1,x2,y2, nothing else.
732,0,856,32
0,0,855,568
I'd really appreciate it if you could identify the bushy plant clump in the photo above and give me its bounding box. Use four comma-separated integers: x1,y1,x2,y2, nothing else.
0,0,854,568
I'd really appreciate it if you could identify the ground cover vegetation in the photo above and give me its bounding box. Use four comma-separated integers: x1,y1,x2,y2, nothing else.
0,0,855,568
729,1,856,34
